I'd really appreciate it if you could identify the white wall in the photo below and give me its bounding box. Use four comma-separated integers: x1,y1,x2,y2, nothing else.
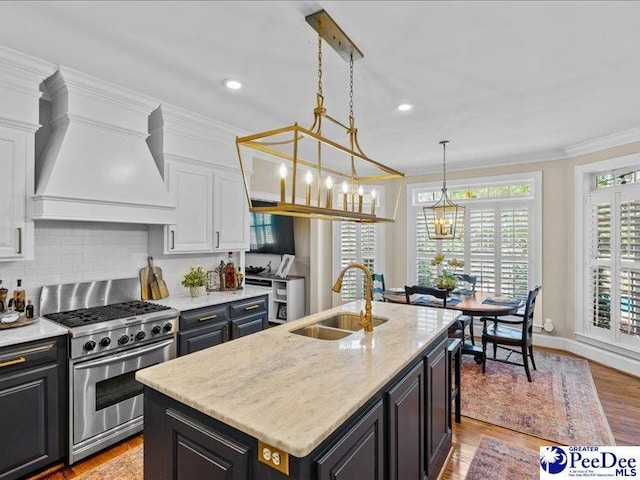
0,220,234,315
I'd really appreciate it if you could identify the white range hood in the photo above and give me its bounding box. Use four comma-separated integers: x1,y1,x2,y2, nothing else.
33,67,176,224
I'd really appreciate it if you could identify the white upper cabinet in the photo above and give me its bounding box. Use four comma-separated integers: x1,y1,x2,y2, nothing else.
213,169,249,251
165,159,214,253
147,104,248,254
0,46,55,261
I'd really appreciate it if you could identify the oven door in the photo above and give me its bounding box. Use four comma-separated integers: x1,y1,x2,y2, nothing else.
72,337,175,444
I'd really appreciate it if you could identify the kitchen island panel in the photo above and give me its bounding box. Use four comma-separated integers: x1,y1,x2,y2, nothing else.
137,301,459,458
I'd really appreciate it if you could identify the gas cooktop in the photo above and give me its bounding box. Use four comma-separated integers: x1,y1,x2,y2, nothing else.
44,301,172,328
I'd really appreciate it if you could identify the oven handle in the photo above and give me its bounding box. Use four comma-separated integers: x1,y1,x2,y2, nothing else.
74,338,175,370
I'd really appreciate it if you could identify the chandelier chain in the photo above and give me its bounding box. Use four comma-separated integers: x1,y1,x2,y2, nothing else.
349,52,354,119
442,141,447,190
317,24,323,97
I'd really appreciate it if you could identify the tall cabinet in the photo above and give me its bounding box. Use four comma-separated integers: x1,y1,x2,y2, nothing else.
0,47,55,261
147,104,249,255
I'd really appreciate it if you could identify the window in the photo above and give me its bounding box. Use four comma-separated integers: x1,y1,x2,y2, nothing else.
576,155,640,357
408,173,540,300
333,190,385,304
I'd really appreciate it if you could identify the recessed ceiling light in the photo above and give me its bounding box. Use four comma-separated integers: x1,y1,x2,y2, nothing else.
397,103,414,112
223,79,242,90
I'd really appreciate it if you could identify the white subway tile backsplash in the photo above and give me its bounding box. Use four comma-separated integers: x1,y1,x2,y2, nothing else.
1,221,238,308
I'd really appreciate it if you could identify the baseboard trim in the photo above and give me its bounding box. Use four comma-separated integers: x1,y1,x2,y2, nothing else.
532,334,640,377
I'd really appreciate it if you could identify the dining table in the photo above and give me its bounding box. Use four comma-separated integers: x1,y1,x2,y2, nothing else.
381,290,523,316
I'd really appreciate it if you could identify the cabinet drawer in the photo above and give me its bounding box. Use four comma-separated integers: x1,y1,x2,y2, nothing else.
230,313,267,340
180,305,229,330
228,296,267,318
178,322,229,356
0,337,61,376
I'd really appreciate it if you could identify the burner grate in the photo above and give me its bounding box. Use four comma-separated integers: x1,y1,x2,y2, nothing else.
45,301,171,328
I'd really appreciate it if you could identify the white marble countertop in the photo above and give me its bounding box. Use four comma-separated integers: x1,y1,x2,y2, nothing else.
0,317,68,349
136,300,460,457
150,286,270,312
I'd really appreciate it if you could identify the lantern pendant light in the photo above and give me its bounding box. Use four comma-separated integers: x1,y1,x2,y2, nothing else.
423,140,464,239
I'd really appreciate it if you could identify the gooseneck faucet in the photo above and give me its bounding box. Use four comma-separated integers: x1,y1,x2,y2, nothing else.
332,262,374,332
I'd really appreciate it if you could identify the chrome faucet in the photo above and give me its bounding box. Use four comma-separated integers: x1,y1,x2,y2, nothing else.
332,262,374,332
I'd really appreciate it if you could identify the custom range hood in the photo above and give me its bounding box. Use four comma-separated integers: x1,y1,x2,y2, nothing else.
33,67,175,224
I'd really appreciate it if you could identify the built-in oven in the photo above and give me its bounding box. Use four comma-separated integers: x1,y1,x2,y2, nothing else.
70,336,175,462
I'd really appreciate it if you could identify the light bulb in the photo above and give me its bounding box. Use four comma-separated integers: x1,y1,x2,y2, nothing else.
358,185,364,196
279,163,287,179
326,176,333,189
305,170,313,184
370,188,377,199
342,181,349,193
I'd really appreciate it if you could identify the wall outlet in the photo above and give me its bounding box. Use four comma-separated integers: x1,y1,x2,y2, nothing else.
258,440,289,475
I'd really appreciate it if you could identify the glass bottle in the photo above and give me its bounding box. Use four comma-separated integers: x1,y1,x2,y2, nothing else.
25,300,34,319
223,253,236,290
11,279,26,312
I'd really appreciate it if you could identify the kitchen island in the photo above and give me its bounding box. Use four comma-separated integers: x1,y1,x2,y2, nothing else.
136,300,460,479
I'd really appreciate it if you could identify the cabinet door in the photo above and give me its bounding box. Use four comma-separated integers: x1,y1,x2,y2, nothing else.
213,170,248,251
0,127,27,259
164,408,250,480
424,337,451,479
0,364,61,479
316,399,384,480
230,313,267,340
178,321,229,356
165,160,214,253
386,361,424,480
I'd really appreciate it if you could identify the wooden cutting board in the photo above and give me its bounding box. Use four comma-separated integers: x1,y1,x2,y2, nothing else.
140,256,167,300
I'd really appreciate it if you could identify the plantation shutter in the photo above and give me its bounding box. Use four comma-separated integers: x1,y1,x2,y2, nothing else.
416,209,438,285
337,223,377,302
588,199,613,333
500,207,529,298
469,209,496,292
619,199,640,337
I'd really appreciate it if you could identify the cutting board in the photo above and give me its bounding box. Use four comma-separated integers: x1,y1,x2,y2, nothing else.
140,256,168,300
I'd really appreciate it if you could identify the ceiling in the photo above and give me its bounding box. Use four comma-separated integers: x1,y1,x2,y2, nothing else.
1,1,639,173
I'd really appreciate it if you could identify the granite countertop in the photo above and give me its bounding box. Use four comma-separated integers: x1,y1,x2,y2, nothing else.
0,317,68,349
136,300,459,457
150,285,270,312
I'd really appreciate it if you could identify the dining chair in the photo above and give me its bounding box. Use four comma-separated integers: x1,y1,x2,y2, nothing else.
371,273,386,302
454,274,477,344
404,285,447,306
480,285,542,382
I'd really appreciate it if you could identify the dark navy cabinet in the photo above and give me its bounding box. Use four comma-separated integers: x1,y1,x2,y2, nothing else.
178,295,268,356
144,330,452,480
0,336,67,480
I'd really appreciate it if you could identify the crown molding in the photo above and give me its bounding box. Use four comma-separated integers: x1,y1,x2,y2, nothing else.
402,148,566,177
564,127,640,158
0,44,55,81
45,66,161,114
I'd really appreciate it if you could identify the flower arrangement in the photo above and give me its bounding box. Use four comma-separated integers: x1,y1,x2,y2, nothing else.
181,266,208,288
430,254,465,291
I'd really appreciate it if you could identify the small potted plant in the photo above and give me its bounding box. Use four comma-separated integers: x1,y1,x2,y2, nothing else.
181,266,208,297
431,254,465,292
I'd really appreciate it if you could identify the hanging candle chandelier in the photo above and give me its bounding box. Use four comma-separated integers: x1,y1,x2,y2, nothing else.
235,9,404,223
423,140,464,239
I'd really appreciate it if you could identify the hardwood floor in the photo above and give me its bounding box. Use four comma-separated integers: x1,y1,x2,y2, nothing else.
29,347,639,480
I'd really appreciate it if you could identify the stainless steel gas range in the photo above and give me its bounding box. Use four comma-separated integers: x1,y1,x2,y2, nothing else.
40,278,178,464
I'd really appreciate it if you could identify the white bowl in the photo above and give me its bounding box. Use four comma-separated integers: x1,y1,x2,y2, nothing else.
1,313,19,324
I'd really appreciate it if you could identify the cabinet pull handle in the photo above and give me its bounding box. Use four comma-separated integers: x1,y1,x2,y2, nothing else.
199,314,217,322
216,231,220,248
244,304,260,311
170,230,175,250
0,356,26,368
16,227,22,254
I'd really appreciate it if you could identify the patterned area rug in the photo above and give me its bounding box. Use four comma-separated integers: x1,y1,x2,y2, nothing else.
461,350,615,445
465,436,538,480
75,445,143,480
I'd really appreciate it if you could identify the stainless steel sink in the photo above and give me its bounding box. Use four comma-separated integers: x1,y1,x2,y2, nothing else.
316,313,388,331
290,313,389,340
290,325,353,340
